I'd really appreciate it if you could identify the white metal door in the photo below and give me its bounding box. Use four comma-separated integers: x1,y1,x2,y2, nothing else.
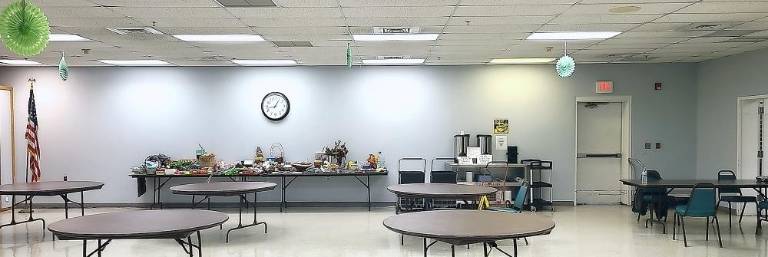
0,89,12,209
741,99,763,180
576,102,623,204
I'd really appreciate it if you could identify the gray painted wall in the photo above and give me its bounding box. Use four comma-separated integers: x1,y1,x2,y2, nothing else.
0,63,698,204
696,48,768,179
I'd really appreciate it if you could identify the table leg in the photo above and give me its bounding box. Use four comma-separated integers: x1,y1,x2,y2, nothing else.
197,231,202,257
81,191,85,216
97,240,102,257
451,245,455,257
281,176,286,212
82,240,87,257
368,175,371,211
226,193,267,243
64,194,69,219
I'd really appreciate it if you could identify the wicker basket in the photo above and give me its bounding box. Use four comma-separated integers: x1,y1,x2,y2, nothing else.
199,154,216,167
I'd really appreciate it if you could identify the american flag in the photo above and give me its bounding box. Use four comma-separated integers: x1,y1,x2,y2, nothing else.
25,87,41,182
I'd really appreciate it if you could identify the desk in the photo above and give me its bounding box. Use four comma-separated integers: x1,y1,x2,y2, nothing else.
620,179,768,232
49,210,227,257
0,181,104,233
383,210,554,257
170,182,276,242
130,171,388,211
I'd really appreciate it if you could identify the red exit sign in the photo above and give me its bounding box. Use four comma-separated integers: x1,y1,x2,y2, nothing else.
596,80,613,94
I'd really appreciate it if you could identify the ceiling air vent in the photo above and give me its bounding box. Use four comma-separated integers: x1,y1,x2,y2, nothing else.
215,0,276,7
676,22,737,32
273,41,313,47
373,27,421,34
107,27,163,35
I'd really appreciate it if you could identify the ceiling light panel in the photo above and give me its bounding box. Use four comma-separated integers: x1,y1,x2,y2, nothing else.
353,34,439,41
232,59,298,66
99,60,171,66
49,34,91,41
489,58,556,64
362,58,425,65
0,60,42,65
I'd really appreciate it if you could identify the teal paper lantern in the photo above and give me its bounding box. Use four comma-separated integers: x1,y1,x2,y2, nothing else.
58,52,69,81
556,55,575,78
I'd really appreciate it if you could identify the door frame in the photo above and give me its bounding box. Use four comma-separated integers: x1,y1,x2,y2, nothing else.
736,94,768,179
0,85,15,184
574,96,632,206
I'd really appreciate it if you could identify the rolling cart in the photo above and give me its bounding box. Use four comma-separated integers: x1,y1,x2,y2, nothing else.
522,159,554,211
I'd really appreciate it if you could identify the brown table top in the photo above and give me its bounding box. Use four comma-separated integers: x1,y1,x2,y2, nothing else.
0,181,104,196
49,210,228,240
620,179,768,188
383,210,554,245
170,182,277,196
387,183,498,198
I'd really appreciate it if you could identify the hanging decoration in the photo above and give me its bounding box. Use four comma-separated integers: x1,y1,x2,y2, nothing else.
555,41,575,78
58,52,69,81
0,0,50,57
346,43,352,68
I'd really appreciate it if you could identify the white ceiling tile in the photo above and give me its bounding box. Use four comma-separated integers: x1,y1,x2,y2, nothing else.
113,7,234,18
90,0,220,7
443,25,540,33
677,2,768,14
134,18,246,28
43,6,125,18
453,4,572,16
567,3,692,15
272,0,340,8
345,17,448,27
447,16,553,26
538,23,637,31
49,17,145,28
616,31,709,38
342,6,454,17
579,0,698,3
0,0,94,6
549,14,661,24
655,13,768,23
243,18,345,27
339,0,458,7
228,7,342,18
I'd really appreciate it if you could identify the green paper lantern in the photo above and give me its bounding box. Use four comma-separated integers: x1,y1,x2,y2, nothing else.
58,52,68,81
556,55,575,78
0,0,50,57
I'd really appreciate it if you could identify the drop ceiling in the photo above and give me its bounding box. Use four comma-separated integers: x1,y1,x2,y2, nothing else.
2,0,768,66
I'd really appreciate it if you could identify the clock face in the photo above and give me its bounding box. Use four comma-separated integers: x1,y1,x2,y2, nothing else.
261,92,290,121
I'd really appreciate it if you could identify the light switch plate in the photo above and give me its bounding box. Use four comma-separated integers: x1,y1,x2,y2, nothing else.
644,143,652,149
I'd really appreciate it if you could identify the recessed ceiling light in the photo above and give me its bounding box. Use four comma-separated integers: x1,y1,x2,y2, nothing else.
232,59,297,66
173,34,265,42
353,34,439,41
0,60,41,65
362,59,425,65
49,34,91,41
489,58,556,64
609,5,641,14
527,32,621,40
99,60,171,66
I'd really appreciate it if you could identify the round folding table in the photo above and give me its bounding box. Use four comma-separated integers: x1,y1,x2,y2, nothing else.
0,181,104,233
170,181,276,242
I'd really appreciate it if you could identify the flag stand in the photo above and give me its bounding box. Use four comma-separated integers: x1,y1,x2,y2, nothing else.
20,78,35,214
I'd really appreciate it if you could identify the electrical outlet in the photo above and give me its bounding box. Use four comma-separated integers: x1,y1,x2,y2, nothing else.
644,143,652,150
3,196,9,203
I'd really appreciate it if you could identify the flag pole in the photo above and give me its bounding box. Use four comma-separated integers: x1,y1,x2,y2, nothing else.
25,78,35,183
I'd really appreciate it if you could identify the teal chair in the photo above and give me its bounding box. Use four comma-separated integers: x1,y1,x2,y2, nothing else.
672,183,722,247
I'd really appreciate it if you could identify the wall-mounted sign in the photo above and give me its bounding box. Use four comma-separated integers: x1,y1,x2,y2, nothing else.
596,80,613,94
493,119,509,134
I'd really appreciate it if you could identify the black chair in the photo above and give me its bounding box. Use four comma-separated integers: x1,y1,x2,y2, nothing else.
716,170,757,229
396,158,426,215
430,157,457,184
636,170,666,222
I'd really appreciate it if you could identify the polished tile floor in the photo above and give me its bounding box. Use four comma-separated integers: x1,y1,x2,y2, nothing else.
0,205,766,257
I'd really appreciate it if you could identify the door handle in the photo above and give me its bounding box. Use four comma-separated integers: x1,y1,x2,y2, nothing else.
577,153,622,158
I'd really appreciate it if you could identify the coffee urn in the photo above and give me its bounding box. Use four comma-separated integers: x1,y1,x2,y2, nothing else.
477,134,492,155
454,134,470,162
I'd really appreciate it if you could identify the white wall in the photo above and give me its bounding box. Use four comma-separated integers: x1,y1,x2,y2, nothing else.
697,48,768,179
0,64,699,204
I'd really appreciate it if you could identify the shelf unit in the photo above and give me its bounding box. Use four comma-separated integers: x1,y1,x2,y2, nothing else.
522,159,554,211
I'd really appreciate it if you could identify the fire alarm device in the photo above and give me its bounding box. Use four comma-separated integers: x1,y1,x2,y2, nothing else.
596,80,613,94
654,82,663,90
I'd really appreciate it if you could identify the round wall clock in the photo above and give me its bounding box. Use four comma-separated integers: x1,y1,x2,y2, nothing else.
261,92,290,121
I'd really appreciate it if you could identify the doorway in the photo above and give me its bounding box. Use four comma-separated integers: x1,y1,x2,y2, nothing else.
736,95,766,214
575,97,632,205
0,85,15,210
